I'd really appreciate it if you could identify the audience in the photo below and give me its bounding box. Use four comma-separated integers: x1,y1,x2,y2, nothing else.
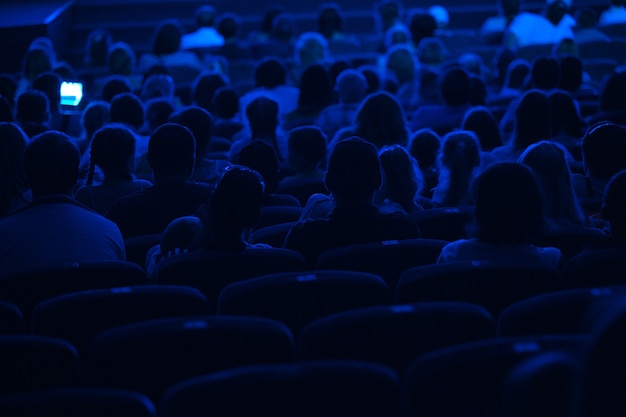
0,131,125,277
0,123,31,217
378,144,427,213
599,0,626,26
181,5,225,50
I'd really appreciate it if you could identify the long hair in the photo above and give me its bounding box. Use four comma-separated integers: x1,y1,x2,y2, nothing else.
379,144,423,212
438,130,481,207
354,91,409,148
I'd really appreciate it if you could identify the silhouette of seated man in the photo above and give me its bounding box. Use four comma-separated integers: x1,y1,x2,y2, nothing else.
0,131,125,277
283,136,420,266
106,123,213,238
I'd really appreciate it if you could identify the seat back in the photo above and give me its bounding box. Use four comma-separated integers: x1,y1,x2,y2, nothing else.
412,207,473,241
86,316,295,400
217,270,391,333
161,360,400,417
315,239,447,289
250,222,297,248
155,248,308,307
396,261,561,317
564,248,626,289
255,206,303,229
32,285,210,357
0,302,23,335
124,234,162,269
299,302,496,372
537,226,607,261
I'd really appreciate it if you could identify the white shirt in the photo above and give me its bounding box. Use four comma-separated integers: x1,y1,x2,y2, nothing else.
506,12,576,48
181,27,224,49
599,6,626,27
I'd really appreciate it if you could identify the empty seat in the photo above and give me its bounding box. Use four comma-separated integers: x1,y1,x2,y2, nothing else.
155,248,308,307
315,239,447,289
395,261,561,317
498,286,626,337
0,387,156,417
86,316,295,400
299,302,495,372
0,335,79,393
32,285,210,357
217,270,391,333
161,360,400,417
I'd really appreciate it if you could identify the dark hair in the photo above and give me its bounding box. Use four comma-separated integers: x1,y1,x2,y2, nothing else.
549,90,586,138
145,98,176,132
169,105,214,155
0,74,18,107
236,140,280,192
25,131,80,195
602,169,626,231
354,91,408,148
503,59,531,90
325,136,382,200
195,5,217,28
513,90,552,152
559,55,583,92
546,0,568,26
0,123,29,216
438,130,481,207
22,47,53,82
152,19,184,55
81,101,110,141
317,3,344,38
85,29,112,67
287,126,327,171
216,13,241,40
462,106,503,152
147,123,196,176
599,72,626,113
192,71,229,113
32,71,62,113
441,66,471,106
262,5,285,34
469,75,487,106
101,75,132,103
379,144,422,212
296,64,333,112
409,128,441,170
255,58,287,88
212,87,239,119
0,96,13,123
531,57,560,90
473,162,545,244
408,12,437,47
582,122,626,181
16,89,49,124
107,42,136,76
271,13,296,41
359,65,381,94
245,96,279,138
110,92,145,130
87,124,136,186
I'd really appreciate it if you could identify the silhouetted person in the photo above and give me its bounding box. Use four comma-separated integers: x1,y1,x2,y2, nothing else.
283,136,420,265
0,131,125,277
15,89,51,139
0,123,31,217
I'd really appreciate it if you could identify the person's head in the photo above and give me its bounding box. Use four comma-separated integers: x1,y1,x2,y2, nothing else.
513,89,552,152
531,56,560,90
376,0,404,32
245,96,279,139
385,44,417,85
22,47,53,83
87,124,137,185
208,165,265,233
473,162,546,244
317,3,344,38
194,5,217,28
549,90,586,138
602,169,626,236
236,140,280,193
216,13,242,42
107,42,136,76
152,19,184,55
145,98,176,133
575,8,599,29
255,58,287,88
147,123,196,179
287,126,327,173
294,32,330,68
359,65,381,94
192,71,229,113
546,0,569,26
271,13,297,42
101,75,132,103
500,0,521,20
469,75,487,106
85,29,112,67
520,141,584,226
31,72,62,113
409,128,441,171
141,74,175,102
408,11,437,47
384,24,411,50
0,74,18,108
24,131,80,197
379,144,423,211
462,106,503,152
296,64,333,112
325,136,382,204
0,123,29,214
161,216,203,256
335,68,368,104
354,91,408,148
81,100,110,141
328,60,351,90
212,87,240,119
441,66,472,107
438,130,481,207
503,59,531,90
110,92,145,131
169,105,214,156
599,71,626,113
416,37,447,67
582,122,626,181
261,5,285,35
16,89,49,125
493,47,517,86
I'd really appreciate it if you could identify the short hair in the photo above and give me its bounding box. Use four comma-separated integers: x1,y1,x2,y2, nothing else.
245,96,279,137
385,44,416,85
152,19,184,55
107,42,136,76
169,105,214,154
441,66,472,106
255,58,287,88
32,72,62,112
602,169,626,230
141,74,175,101
101,75,132,103
81,100,110,141
503,59,531,90
582,122,626,181
16,89,49,124
212,87,239,119
335,69,368,103
287,126,327,171
25,131,80,195
145,98,176,132
473,162,546,244
85,29,112,67
408,12,437,46
416,37,447,66
325,136,382,200
216,13,241,40
317,3,344,38
195,5,217,27
88,124,136,185
110,92,145,130
236,140,280,192
409,128,441,170
294,32,329,67
147,123,196,176
531,57,560,90
209,165,265,230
